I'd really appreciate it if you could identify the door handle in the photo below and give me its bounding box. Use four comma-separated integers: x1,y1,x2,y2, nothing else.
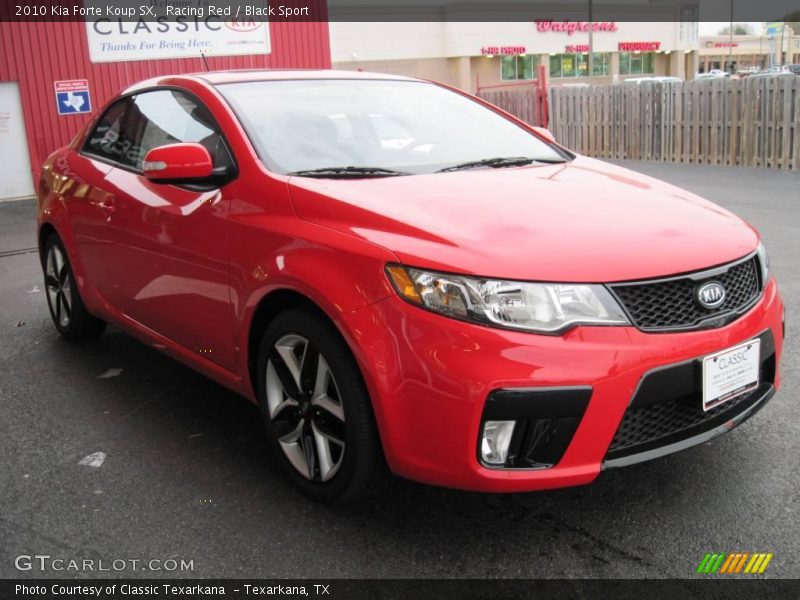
100,195,115,214
99,194,115,221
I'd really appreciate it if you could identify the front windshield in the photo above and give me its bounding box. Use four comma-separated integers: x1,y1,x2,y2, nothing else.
217,79,567,175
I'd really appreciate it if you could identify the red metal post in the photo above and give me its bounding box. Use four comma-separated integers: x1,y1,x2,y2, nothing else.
538,64,549,127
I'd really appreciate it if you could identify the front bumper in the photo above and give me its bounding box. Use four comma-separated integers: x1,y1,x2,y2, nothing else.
339,279,784,493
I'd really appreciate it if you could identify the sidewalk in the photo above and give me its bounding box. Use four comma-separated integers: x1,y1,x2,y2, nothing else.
0,196,37,256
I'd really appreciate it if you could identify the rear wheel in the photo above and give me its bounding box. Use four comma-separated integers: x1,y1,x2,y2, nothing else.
43,235,106,340
257,308,384,502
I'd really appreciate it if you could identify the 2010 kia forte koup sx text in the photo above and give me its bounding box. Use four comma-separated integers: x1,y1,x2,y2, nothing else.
38,71,784,502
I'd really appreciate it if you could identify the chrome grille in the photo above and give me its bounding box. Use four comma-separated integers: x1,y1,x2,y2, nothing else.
610,256,761,331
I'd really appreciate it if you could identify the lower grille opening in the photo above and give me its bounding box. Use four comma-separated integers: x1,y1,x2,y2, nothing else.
606,330,776,461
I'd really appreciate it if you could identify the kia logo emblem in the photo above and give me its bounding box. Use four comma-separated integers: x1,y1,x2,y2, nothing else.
226,20,261,32
696,281,726,309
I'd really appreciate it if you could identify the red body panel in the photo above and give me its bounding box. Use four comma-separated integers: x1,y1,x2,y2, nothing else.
37,72,784,493
288,158,759,282
340,283,783,491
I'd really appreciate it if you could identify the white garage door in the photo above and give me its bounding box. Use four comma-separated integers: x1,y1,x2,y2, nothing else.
0,82,34,200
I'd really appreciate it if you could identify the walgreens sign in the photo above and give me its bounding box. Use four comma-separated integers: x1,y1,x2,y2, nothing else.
535,20,618,35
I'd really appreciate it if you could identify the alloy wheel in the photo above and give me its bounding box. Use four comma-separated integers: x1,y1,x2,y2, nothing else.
45,245,72,328
266,333,347,482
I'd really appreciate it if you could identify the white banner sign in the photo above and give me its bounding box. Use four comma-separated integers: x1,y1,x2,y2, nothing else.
85,17,270,63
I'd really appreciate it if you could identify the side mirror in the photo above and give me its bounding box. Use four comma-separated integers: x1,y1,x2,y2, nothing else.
143,143,218,184
532,126,556,144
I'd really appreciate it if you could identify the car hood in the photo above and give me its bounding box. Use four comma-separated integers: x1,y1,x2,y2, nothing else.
287,156,758,282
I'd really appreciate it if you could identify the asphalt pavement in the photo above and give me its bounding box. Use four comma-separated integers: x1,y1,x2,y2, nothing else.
1,161,798,579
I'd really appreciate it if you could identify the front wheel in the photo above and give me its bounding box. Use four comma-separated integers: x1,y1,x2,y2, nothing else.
257,308,385,503
42,234,106,340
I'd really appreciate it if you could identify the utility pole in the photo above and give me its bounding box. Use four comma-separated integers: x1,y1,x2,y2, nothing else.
588,0,594,79
728,0,734,73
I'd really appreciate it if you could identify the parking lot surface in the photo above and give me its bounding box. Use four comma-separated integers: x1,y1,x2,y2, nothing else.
1,161,798,578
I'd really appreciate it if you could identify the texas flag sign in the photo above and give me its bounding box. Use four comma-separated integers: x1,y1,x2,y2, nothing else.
54,79,92,115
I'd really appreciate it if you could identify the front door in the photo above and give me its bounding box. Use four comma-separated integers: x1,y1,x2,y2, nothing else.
83,89,238,372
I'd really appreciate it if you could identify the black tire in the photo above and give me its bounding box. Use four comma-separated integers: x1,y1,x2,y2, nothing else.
257,307,385,503
42,234,106,341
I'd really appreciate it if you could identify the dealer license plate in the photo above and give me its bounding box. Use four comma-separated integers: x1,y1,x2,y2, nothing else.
702,339,760,411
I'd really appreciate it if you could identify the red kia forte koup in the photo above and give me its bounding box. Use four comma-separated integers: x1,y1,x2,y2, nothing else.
38,71,784,502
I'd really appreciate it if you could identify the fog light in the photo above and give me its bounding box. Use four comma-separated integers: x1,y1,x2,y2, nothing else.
481,420,516,465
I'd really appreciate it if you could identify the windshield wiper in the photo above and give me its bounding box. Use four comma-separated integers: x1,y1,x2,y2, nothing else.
288,166,410,178
437,156,566,173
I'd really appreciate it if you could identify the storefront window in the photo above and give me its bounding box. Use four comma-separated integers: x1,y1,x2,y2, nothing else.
631,53,643,73
576,53,588,77
620,52,630,74
502,57,517,80
500,55,536,80
548,53,610,78
592,53,609,76
561,54,575,77
549,55,562,78
518,55,534,80
643,52,655,73
619,52,657,74
505,52,617,79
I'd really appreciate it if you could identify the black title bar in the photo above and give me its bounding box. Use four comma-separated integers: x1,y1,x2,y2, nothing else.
1,0,799,22
2,579,800,600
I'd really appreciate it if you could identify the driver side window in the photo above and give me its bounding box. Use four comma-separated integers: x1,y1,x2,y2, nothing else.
130,90,234,172
84,89,234,173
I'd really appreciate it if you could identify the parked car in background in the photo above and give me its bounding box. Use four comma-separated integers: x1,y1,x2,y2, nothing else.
695,70,730,80
553,82,590,88
748,67,796,79
37,70,784,502
760,66,789,74
623,76,682,85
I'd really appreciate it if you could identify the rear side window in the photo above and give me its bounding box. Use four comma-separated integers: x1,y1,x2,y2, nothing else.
83,98,140,168
83,89,233,172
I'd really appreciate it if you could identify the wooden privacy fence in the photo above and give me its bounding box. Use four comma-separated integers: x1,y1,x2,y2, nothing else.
545,78,800,170
477,67,549,128
479,86,549,127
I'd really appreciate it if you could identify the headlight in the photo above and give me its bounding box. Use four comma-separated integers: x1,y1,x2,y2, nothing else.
756,242,770,287
386,265,629,334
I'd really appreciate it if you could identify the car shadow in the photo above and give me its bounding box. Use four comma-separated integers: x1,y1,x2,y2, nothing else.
44,325,779,578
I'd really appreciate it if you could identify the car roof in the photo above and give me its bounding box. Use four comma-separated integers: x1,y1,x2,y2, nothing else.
625,76,681,83
750,71,795,77
121,69,422,94
200,69,421,84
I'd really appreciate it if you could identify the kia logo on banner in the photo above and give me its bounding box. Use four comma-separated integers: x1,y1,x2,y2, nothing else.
226,20,260,32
